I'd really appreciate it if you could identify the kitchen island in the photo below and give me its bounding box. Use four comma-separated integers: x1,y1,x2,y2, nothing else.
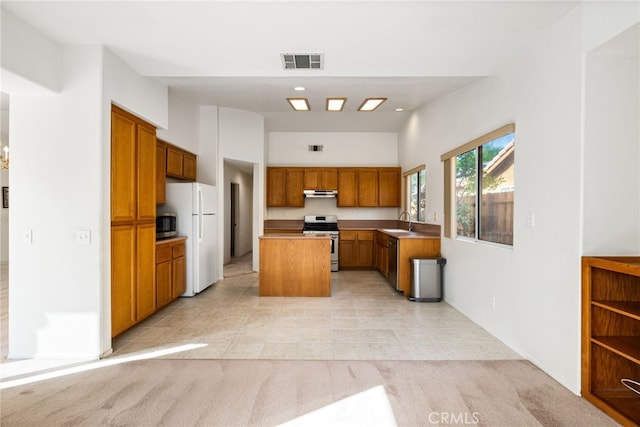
258,234,331,297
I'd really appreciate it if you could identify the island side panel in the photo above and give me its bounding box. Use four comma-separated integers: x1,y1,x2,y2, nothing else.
259,236,331,297
398,238,441,296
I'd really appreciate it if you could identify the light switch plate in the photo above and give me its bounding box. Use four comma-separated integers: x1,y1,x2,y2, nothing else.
76,230,91,244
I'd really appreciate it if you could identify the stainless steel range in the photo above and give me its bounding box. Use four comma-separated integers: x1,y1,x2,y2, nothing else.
302,215,339,272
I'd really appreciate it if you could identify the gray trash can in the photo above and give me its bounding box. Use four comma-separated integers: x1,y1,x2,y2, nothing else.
409,257,446,302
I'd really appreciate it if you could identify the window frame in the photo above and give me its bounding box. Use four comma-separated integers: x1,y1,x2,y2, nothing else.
403,164,426,222
441,124,515,245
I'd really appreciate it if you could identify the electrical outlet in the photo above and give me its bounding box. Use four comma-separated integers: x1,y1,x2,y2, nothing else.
490,296,496,308
24,229,33,244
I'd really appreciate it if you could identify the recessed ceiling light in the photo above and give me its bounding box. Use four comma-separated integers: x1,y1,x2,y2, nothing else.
358,98,387,112
294,86,306,91
287,98,310,111
395,108,404,112
326,98,347,112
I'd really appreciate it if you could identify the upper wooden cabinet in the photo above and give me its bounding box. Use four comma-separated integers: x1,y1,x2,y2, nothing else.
137,126,157,221
378,167,401,207
267,166,401,208
183,152,197,181
337,167,401,208
165,143,197,181
357,168,379,207
304,168,338,190
337,169,358,207
156,140,167,205
267,167,304,207
111,106,157,223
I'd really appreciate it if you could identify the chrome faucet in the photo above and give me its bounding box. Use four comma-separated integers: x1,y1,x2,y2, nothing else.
398,211,413,231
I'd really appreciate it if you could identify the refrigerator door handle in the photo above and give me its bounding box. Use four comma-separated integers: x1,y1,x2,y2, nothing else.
198,186,204,243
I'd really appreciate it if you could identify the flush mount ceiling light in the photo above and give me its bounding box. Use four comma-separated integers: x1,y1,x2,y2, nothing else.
281,53,324,70
287,98,310,111
326,98,347,112
358,98,387,112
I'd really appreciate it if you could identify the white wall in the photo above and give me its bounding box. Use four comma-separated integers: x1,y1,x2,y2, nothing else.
398,4,638,394
1,9,60,94
3,9,168,357
8,45,105,358
157,94,199,154
198,106,219,186
267,131,399,220
218,108,264,273
583,25,640,255
268,132,397,166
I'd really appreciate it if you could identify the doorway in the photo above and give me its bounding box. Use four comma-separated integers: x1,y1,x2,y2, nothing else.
230,182,239,258
223,159,254,277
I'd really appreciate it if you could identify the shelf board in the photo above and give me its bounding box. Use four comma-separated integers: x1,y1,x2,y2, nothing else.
592,389,640,425
592,300,640,320
592,336,640,364
586,256,640,277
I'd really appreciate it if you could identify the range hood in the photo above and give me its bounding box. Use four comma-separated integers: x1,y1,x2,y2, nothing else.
303,189,338,198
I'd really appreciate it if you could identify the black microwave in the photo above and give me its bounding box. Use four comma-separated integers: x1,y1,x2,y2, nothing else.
156,212,177,239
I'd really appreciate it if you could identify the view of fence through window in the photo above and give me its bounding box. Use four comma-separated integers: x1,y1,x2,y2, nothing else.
408,168,426,221
455,132,514,245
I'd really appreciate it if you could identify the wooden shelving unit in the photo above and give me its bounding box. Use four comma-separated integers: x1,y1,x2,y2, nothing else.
582,256,640,426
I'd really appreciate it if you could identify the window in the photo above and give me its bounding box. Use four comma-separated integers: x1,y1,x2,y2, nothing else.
442,124,515,246
404,165,426,222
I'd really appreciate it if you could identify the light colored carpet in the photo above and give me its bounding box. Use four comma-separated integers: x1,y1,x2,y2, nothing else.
0,359,614,426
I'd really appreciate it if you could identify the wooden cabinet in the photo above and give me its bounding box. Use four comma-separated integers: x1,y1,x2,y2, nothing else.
259,235,331,297
304,168,338,190
357,169,378,207
156,244,172,309
267,167,304,207
375,232,390,278
374,232,440,295
111,224,136,336
156,140,166,205
336,167,401,208
267,166,401,209
339,230,375,268
337,169,358,207
378,167,401,207
156,238,187,310
166,143,197,181
136,222,157,320
581,256,640,426
110,105,157,337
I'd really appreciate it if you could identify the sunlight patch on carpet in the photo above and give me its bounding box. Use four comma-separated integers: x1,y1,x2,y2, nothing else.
278,385,397,427
0,343,206,390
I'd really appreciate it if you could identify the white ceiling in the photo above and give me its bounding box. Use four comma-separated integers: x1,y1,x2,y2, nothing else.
3,0,580,132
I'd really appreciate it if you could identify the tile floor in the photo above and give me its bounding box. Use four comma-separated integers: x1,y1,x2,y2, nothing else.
111,269,521,361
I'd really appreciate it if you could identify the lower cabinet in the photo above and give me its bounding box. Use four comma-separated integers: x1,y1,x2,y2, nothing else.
111,222,157,337
156,237,187,309
375,232,389,278
339,230,375,268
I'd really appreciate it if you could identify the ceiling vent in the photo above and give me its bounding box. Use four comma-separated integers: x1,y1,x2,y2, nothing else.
281,53,323,70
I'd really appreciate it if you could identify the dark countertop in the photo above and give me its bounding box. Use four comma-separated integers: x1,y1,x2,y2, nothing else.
259,233,331,239
156,236,188,245
264,219,441,238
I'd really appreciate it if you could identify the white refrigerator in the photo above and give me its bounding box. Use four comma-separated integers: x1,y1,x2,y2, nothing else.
159,182,218,297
